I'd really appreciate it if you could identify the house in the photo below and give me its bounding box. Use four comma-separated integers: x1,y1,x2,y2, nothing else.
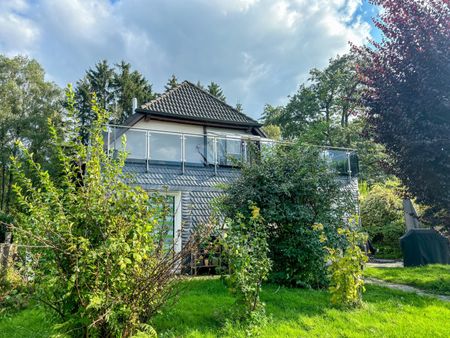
106,81,359,256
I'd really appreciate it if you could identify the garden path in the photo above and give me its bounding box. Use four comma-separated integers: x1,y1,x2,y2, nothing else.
365,277,450,303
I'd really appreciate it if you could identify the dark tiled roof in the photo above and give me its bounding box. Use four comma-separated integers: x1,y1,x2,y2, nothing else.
139,81,260,127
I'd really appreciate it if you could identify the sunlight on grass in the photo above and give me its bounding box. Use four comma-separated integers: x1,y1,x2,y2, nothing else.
365,264,450,295
151,277,450,337
2,277,450,337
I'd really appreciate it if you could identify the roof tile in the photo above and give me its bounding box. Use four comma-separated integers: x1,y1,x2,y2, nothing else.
140,81,259,126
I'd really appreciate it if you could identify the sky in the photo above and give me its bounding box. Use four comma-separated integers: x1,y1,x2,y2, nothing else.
0,0,380,119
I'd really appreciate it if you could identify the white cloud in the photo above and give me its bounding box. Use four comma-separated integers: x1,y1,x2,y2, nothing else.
0,0,38,55
0,0,372,118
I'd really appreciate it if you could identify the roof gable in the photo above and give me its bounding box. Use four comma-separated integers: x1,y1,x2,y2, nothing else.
138,81,260,127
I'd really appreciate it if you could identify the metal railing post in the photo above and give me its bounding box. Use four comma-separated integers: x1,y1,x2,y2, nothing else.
146,131,150,173
214,137,218,176
347,151,352,180
181,134,185,174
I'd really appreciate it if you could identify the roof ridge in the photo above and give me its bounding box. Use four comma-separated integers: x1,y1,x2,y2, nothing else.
183,80,258,124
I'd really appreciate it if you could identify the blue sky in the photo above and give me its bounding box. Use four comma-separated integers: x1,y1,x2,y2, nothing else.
0,0,380,119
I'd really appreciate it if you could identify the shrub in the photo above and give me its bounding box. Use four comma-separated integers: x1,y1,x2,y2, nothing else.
320,224,368,308
10,87,193,337
360,180,405,258
222,205,271,330
221,143,354,288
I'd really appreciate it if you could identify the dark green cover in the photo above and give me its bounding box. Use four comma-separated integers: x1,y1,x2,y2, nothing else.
400,229,450,267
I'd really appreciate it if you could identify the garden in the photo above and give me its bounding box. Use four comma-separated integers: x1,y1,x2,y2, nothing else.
1,1,450,337
2,275,450,338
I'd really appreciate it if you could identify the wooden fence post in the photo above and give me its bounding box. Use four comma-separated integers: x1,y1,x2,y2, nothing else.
1,229,12,282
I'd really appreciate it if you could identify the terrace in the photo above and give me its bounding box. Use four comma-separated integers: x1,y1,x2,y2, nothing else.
105,124,359,177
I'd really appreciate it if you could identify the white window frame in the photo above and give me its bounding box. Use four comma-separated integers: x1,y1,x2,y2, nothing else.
161,191,182,254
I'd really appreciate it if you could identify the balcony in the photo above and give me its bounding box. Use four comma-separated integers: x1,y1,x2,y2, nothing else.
105,125,358,177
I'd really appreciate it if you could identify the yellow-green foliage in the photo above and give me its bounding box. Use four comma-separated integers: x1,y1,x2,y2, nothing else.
316,224,368,308
222,204,271,330
10,86,183,337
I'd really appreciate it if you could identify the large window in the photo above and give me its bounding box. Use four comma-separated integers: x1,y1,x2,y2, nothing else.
149,193,182,253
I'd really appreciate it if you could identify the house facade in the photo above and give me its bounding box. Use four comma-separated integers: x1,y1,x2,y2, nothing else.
106,81,359,254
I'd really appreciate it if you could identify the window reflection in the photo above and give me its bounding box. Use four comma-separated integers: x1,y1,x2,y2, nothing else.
185,135,206,164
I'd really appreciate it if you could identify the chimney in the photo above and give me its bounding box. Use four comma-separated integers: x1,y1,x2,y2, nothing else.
132,97,138,113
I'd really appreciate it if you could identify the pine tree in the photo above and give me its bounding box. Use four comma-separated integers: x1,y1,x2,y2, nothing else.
113,61,155,123
85,60,115,111
165,74,179,91
74,60,155,136
207,82,226,102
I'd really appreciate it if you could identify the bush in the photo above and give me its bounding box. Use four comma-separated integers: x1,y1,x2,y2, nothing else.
221,143,355,288
10,87,193,337
222,205,271,330
321,224,368,308
360,180,405,258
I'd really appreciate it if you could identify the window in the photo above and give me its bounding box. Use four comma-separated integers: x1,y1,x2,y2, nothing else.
149,192,182,253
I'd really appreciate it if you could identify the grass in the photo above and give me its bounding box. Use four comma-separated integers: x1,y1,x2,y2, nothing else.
0,304,54,338
365,264,450,295
2,277,450,337
152,278,450,337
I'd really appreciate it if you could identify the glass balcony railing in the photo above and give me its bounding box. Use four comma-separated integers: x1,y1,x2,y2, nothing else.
105,125,252,168
105,125,359,177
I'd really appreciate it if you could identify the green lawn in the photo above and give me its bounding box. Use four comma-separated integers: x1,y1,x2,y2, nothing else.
365,264,450,295
2,277,450,338
0,305,54,338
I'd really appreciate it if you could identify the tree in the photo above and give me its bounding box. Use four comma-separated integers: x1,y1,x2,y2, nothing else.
261,55,391,183
85,60,115,111
195,81,205,90
356,0,450,224
207,82,226,102
74,60,154,140
165,74,179,91
0,55,62,217
261,124,281,140
266,54,362,146
10,87,194,337
221,143,354,288
112,61,155,123
360,180,405,258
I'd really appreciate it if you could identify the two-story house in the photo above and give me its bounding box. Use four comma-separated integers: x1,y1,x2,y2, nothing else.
106,81,359,255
